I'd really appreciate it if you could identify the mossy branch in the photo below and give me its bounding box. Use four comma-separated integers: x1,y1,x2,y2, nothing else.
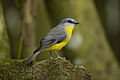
0,58,92,80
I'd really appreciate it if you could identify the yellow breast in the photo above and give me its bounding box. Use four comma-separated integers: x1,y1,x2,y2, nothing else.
45,26,74,51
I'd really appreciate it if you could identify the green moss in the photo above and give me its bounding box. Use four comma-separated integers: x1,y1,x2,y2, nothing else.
0,58,92,80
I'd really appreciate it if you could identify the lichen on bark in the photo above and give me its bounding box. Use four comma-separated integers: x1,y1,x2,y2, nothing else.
0,58,92,80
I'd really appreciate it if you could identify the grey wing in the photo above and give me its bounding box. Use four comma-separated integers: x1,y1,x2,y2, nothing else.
40,27,67,49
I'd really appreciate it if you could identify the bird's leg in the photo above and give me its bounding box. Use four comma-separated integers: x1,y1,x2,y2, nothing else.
55,51,61,59
50,51,53,59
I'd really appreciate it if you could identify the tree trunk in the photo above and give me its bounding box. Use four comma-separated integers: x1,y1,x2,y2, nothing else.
0,58,92,80
35,0,52,60
2,0,21,58
21,0,36,58
95,0,120,64
0,0,11,59
45,0,120,80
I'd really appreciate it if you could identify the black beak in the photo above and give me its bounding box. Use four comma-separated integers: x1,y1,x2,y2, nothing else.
74,22,79,24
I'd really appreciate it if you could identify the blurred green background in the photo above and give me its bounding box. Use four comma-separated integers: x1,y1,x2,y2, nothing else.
0,0,120,80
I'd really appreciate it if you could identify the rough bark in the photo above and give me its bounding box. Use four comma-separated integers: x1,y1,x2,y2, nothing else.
45,0,120,80
0,0,11,59
0,58,92,80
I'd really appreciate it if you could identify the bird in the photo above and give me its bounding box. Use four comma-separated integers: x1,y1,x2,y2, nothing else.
27,18,79,64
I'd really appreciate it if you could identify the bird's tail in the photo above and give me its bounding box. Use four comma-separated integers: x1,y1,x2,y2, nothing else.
27,47,43,64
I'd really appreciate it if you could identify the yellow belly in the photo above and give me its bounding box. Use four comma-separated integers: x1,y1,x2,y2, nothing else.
45,26,73,51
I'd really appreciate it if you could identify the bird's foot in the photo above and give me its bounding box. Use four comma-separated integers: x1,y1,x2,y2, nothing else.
55,56,61,61
50,56,53,59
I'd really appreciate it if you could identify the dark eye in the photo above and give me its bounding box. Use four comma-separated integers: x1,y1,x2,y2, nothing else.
67,20,74,23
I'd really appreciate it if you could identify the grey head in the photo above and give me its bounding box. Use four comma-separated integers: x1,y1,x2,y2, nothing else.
59,18,79,28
